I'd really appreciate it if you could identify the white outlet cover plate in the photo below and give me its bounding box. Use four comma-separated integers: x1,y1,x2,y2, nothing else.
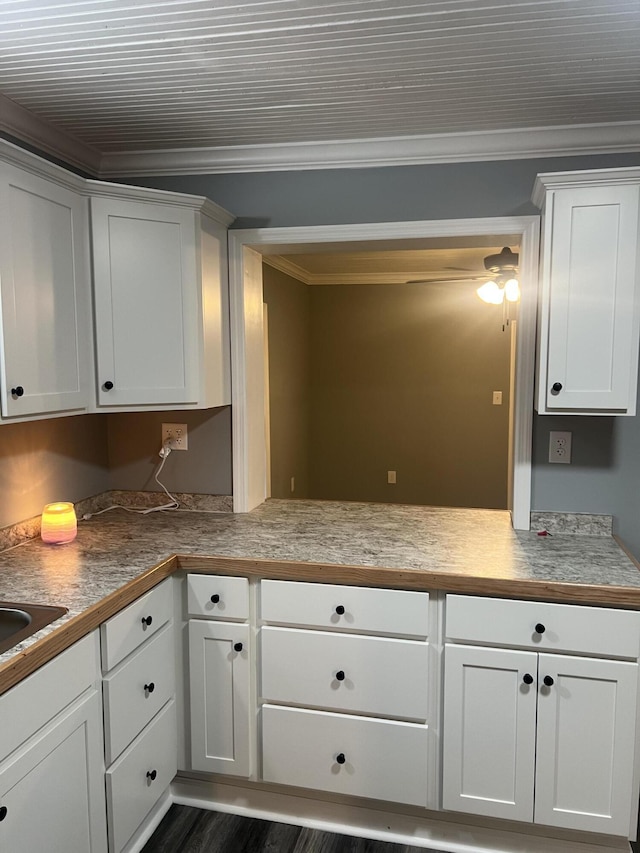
548,430,571,464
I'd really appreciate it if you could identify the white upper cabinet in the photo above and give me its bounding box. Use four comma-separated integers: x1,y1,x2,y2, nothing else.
0,154,91,420
89,184,234,410
533,170,640,415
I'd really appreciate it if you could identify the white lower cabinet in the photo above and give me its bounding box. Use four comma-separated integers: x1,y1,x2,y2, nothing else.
187,574,251,777
188,620,251,776
0,633,107,853
101,579,177,852
259,580,431,809
442,595,640,838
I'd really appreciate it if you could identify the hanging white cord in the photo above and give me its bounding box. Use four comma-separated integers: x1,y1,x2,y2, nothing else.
82,441,179,520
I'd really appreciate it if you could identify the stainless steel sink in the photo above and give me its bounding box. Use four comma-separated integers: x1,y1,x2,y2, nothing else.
0,601,68,654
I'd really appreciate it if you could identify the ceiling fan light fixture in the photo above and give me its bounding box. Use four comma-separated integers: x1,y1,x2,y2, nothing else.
476,280,504,304
504,277,520,302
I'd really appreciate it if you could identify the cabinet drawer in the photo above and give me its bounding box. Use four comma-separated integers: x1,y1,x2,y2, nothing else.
187,574,249,620
262,705,428,807
101,579,173,671
446,595,640,659
106,699,177,853
261,627,429,720
261,580,428,638
103,624,175,765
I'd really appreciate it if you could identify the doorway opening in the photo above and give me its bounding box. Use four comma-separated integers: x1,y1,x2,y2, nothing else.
228,217,539,529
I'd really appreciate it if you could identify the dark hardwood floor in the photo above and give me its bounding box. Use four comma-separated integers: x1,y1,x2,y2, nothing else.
142,806,448,852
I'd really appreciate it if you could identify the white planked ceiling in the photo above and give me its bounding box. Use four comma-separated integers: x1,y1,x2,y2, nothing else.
1,0,640,175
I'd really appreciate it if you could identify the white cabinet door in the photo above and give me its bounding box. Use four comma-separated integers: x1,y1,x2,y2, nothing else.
0,690,107,853
538,182,640,414
534,654,638,836
0,164,90,418
91,197,199,407
188,620,250,776
442,644,537,823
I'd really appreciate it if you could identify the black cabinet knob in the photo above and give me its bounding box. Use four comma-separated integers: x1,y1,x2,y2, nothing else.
146,770,157,781
234,642,243,652
144,682,155,694
550,382,562,395
10,386,24,398
523,673,534,685
0,806,7,821
141,615,153,627
543,675,555,687
336,753,346,765
103,381,114,391
210,593,220,604
335,605,345,615
336,670,346,681
535,623,546,634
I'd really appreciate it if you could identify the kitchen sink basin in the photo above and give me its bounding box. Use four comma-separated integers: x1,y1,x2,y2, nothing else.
0,601,68,655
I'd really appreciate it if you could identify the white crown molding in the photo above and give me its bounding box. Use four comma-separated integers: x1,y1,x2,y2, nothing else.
0,93,101,176
98,122,640,177
531,165,640,206
85,178,235,225
0,137,87,191
262,255,312,284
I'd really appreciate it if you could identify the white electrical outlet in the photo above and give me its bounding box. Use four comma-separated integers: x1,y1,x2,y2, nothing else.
549,430,571,464
387,470,397,484
290,476,295,493
162,423,188,450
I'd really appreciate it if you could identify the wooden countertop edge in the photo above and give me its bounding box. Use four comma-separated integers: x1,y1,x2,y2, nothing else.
176,554,640,606
2,550,640,697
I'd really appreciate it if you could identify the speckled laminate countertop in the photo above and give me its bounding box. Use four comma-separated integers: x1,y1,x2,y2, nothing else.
2,499,640,690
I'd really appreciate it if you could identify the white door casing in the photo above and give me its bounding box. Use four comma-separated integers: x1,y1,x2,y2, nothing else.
228,217,539,529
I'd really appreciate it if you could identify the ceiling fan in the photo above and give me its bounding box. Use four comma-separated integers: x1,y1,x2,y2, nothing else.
406,247,520,305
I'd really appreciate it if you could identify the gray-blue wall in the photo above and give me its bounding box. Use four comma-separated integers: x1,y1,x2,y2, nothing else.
127,151,640,557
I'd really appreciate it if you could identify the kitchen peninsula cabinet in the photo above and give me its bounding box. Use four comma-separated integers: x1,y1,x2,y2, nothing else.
442,595,640,836
533,169,640,415
0,153,91,421
90,186,234,411
260,580,431,807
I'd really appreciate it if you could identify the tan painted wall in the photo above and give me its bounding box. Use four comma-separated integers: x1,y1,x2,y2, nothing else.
0,415,109,528
262,266,311,499
308,281,512,508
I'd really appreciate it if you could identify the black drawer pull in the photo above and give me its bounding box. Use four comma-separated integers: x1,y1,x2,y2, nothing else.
210,593,220,603
0,806,7,821
550,382,562,395
146,769,157,781
234,642,243,652
522,673,534,685
335,670,346,681
335,605,345,615
534,623,545,634
144,682,155,694
141,615,153,627
10,386,24,398
103,380,114,391
543,675,554,687
336,753,346,765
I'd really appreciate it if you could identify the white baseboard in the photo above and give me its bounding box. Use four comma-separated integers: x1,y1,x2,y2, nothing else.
170,776,631,853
